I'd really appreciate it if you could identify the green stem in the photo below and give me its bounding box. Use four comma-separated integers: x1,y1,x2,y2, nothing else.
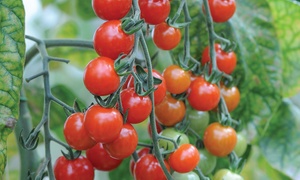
139,31,173,180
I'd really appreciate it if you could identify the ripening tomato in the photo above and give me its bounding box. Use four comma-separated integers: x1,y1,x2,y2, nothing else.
84,104,123,143
163,65,191,94
213,169,244,180
186,107,210,136
204,0,236,23
53,156,94,180
93,20,135,60
86,143,122,171
220,83,240,112
155,94,186,126
234,134,248,157
63,112,96,150
168,144,200,173
92,0,132,20
153,22,181,50
104,123,138,159
201,43,237,74
83,56,120,96
129,147,151,175
120,87,152,124
139,0,171,25
197,149,217,175
158,128,190,151
203,122,237,157
187,76,220,111
134,154,170,180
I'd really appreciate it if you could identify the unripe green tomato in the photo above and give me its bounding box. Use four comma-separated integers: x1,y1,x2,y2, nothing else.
234,134,247,157
187,108,210,135
172,171,200,180
159,128,190,151
213,169,244,180
197,149,217,175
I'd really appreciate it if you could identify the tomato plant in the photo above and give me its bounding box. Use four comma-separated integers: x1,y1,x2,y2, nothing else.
92,0,132,20
153,22,182,50
84,104,123,144
203,122,237,157
158,128,190,151
168,144,200,173
63,112,96,150
93,20,135,60
53,156,94,180
133,154,170,180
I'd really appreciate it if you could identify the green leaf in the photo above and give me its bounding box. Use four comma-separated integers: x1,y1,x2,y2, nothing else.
0,0,25,176
266,0,300,97
258,99,300,179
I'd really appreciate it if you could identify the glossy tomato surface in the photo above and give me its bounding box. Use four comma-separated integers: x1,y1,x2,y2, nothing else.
104,123,138,159
139,0,171,25
134,154,170,180
86,142,123,171
92,0,132,20
129,147,151,175
153,22,181,50
203,122,237,157
63,112,96,150
205,0,236,23
53,156,94,180
120,87,152,124
197,149,217,175
187,76,220,111
84,104,123,143
159,128,190,151
163,65,191,94
220,83,240,112
83,56,120,96
93,20,134,60
201,43,237,74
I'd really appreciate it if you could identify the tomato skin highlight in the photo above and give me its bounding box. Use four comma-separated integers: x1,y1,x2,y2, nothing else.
93,20,135,60
53,156,94,180
92,0,132,20
120,87,152,124
86,142,123,171
134,154,170,180
63,112,96,150
139,0,171,25
84,104,123,144
153,22,181,50
163,65,191,94
83,56,120,96
104,123,138,159
155,94,186,126
168,144,200,173
203,122,237,157
205,0,236,23
201,43,237,74
187,77,220,111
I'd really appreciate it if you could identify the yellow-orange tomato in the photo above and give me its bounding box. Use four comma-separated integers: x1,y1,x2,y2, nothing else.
220,84,240,112
163,65,191,94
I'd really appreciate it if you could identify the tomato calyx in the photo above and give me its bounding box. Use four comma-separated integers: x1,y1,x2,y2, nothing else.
121,17,145,35
61,149,81,161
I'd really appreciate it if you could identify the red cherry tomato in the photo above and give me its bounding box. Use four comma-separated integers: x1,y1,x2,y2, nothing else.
84,104,123,143
134,154,170,180
220,83,240,112
168,144,200,173
187,76,220,111
86,142,123,171
104,123,138,159
153,22,181,50
120,87,152,124
201,43,237,74
129,147,151,175
147,119,163,137
204,0,236,23
203,122,237,157
93,20,135,60
155,94,186,126
53,156,94,180
163,65,191,94
63,112,96,150
139,0,171,25
92,0,132,20
83,56,120,96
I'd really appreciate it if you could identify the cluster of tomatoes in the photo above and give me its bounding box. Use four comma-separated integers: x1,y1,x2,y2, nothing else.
53,0,247,180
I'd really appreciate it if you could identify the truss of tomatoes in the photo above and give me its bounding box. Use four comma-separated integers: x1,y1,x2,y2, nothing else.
54,0,246,180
